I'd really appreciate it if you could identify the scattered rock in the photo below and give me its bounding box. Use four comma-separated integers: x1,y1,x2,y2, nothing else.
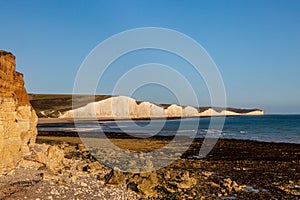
132,173,159,197
105,168,126,186
201,171,212,178
36,145,64,172
80,182,88,187
176,171,197,189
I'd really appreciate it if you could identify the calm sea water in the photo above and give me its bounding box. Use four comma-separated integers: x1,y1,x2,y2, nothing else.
38,115,300,144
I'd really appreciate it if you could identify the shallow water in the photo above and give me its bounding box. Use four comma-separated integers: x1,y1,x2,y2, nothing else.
38,115,300,144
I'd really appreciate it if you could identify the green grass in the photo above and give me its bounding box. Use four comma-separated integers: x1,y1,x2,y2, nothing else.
29,94,72,100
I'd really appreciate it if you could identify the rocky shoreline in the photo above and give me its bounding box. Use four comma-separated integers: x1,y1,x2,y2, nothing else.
0,131,299,199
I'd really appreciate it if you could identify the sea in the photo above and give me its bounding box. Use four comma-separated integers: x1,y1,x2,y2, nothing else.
38,115,300,144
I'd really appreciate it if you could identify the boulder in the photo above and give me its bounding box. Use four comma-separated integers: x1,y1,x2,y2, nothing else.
35,145,64,172
105,168,126,186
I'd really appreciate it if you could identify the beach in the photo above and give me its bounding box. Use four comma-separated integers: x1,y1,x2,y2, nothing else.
0,128,299,199
33,130,300,199
1,114,299,199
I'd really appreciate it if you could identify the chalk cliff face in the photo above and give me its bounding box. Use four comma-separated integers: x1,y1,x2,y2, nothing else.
198,108,264,117
0,50,38,169
62,96,166,119
60,95,264,119
165,104,182,118
182,106,199,117
137,102,165,118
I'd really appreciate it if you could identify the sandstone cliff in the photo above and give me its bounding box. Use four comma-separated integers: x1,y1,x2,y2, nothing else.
0,50,38,169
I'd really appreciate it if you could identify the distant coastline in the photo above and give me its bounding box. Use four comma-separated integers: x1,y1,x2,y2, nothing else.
30,94,264,120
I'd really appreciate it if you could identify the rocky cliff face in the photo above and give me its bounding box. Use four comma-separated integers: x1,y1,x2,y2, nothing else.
0,50,38,169
60,96,264,119
30,94,264,119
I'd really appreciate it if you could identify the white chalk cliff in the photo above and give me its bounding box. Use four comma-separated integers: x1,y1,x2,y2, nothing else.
60,96,264,119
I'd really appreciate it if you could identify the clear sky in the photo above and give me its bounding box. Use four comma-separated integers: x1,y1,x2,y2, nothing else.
1,0,300,114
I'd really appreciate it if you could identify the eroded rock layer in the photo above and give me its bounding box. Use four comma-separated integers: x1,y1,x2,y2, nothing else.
0,50,38,169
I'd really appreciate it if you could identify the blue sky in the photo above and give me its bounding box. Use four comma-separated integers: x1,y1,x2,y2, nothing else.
1,0,300,114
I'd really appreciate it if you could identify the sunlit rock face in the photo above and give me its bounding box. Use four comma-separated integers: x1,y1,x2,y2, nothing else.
199,108,220,117
0,50,38,169
60,95,265,120
164,104,183,118
61,96,166,119
182,106,199,117
137,101,165,118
